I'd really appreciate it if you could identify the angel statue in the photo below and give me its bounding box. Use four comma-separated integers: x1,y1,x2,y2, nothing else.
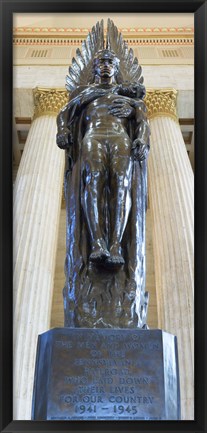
56,19,150,329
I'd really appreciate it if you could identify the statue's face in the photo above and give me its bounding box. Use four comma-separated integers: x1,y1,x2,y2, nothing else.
95,57,116,79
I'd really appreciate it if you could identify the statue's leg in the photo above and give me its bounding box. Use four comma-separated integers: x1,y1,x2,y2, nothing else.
107,135,133,266
81,134,110,263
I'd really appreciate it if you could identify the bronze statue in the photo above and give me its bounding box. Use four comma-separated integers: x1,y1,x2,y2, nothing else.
56,20,150,329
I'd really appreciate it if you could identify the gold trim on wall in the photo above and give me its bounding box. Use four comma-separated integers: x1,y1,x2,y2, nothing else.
33,88,68,119
145,89,178,122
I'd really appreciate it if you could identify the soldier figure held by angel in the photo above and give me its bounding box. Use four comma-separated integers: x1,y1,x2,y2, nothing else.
56,19,150,329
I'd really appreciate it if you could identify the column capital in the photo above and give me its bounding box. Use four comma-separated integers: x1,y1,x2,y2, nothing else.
145,88,178,122
33,87,68,119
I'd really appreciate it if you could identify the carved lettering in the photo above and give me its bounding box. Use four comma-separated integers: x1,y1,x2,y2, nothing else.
75,358,117,367
77,341,97,350
108,395,154,404
64,376,88,384
78,385,105,394
101,342,119,350
60,394,104,404
119,376,151,385
123,342,160,351
55,340,73,349
94,377,113,385
110,386,135,394
90,350,102,357
108,350,125,358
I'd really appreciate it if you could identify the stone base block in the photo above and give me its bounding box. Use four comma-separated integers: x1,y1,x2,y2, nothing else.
32,328,180,420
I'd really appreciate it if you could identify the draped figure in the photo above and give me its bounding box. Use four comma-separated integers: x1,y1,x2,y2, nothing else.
56,20,150,328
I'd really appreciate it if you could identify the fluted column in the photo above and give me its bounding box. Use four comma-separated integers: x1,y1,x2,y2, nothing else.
13,88,68,419
145,89,194,420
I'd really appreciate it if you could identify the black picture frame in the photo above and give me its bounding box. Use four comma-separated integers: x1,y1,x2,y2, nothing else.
0,0,206,432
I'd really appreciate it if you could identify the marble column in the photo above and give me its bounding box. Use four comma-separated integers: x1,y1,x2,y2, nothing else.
13,88,68,419
145,89,194,420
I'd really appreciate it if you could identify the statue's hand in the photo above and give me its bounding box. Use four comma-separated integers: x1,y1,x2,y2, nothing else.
132,138,149,161
108,98,135,118
56,128,73,149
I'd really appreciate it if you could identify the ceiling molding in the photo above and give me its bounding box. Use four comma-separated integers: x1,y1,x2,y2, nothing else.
13,26,194,51
13,36,194,47
13,26,194,47
13,26,194,35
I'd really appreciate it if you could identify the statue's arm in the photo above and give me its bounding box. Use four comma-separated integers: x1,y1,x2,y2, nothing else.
56,103,74,150
56,85,93,149
132,101,150,161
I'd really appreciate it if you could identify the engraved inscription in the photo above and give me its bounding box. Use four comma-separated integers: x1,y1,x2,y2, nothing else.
47,329,165,419
32,329,180,420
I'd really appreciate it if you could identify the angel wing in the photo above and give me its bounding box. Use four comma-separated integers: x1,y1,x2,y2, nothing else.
66,20,104,92
107,18,144,85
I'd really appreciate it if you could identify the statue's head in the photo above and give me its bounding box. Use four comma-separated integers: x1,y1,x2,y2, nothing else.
93,49,120,81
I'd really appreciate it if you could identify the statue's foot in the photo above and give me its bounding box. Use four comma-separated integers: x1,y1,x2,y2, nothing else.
89,239,110,264
106,243,125,267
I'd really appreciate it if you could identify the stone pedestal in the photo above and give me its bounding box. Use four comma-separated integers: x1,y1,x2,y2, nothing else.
32,328,180,420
